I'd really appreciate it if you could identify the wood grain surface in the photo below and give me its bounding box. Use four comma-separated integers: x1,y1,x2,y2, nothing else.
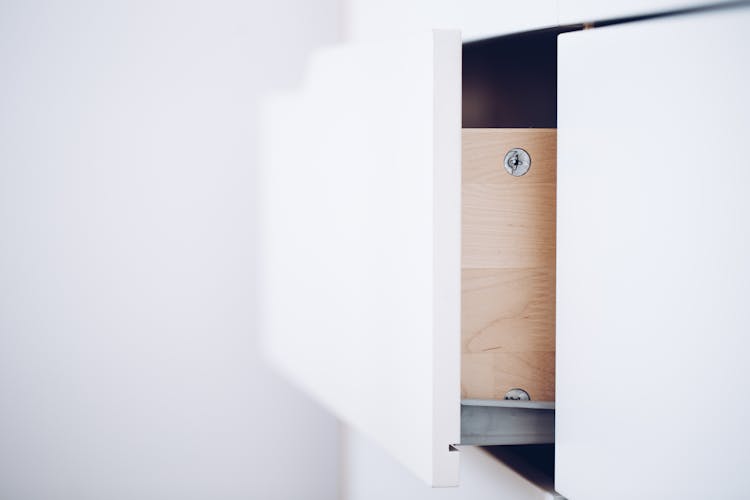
462,129,556,401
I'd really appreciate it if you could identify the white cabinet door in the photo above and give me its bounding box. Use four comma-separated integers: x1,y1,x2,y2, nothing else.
259,31,461,486
557,8,750,500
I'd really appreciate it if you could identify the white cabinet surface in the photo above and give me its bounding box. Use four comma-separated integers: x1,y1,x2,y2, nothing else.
558,0,735,25
259,31,461,486
342,426,558,500
557,8,750,500
345,0,557,42
345,0,737,43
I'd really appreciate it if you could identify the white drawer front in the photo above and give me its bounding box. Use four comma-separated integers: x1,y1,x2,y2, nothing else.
557,8,750,499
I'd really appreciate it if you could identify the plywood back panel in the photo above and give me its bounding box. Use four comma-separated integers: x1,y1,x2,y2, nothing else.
462,129,556,402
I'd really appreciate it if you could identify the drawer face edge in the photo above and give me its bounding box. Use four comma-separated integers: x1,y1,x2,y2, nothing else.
461,128,557,402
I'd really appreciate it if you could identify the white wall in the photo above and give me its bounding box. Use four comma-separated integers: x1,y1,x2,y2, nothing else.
0,1,340,499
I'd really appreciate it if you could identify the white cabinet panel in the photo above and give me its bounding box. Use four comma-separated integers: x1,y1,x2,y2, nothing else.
557,8,750,500
342,426,558,500
345,0,557,42
558,0,733,25
259,31,461,486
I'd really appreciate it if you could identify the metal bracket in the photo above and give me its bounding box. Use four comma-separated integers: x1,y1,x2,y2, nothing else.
460,399,555,446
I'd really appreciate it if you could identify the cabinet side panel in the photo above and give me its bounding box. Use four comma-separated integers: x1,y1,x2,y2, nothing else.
259,31,462,486
461,129,556,402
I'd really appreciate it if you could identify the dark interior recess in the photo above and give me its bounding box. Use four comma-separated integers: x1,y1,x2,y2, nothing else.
462,26,580,129
485,444,556,486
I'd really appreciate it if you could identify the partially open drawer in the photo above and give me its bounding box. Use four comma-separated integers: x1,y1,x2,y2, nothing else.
460,128,556,445
259,28,560,486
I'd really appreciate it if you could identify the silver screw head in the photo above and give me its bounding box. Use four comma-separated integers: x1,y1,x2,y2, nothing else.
503,148,531,177
504,388,531,401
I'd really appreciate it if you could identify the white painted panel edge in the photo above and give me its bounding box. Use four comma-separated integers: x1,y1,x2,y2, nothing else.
258,30,461,486
432,29,461,485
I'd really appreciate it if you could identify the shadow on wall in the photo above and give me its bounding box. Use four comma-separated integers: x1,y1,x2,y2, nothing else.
0,2,340,499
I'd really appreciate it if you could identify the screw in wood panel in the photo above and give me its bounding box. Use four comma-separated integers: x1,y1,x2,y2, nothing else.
504,388,531,401
503,148,531,177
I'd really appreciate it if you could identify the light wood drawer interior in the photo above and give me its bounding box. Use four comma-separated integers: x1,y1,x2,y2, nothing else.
462,128,556,402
